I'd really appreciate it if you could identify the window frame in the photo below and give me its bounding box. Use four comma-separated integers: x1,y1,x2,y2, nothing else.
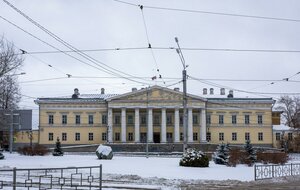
75,132,80,141
48,115,54,124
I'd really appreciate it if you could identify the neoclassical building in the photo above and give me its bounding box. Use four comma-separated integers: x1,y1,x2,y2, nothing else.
35,86,275,147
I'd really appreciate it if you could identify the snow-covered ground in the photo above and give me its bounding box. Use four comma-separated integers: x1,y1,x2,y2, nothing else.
1,152,299,189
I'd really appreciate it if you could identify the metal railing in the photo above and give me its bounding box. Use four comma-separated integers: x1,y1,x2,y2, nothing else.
255,163,300,180
0,165,102,189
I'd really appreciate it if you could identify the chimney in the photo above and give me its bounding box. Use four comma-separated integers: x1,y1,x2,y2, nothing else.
220,88,225,95
174,87,180,92
101,88,105,94
227,90,234,98
132,87,137,92
203,88,207,95
210,88,214,95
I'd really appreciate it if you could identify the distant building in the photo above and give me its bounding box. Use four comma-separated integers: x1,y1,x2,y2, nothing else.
35,86,276,150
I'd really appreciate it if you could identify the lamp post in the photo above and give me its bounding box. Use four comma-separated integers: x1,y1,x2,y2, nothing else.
4,111,19,153
175,37,188,152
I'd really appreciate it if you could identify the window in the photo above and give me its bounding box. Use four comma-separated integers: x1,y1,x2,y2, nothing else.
276,133,281,141
219,115,224,124
193,115,198,125
154,115,160,125
206,115,211,124
75,133,80,141
258,115,263,124
258,132,263,141
114,115,120,124
288,133,293,141
167,114,173,125
102,133,107,141
141,115,147,125
245,132,250,141
127,115,133,124
180,115,183,125
62,115,67,124
88,133,93,141
193,133,198,141
128,132,133,141
140,133,147,143
62,133,67,141
245,115,250,124
232,115,237,124
115,133,120,141
102,114,107,124
88,115,94,124
48,115,54,124
180,133,183,141
48,133,53,141
167,133,173,142
75,115,80,124
219,133,224,141
232,132,237,141
206,132,211,142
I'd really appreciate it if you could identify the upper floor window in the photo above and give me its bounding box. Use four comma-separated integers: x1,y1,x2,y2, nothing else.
232,115,237,124
154,115,160,125
167,114,173,125
62,115,67,124
141,115,147,125
193,115,198,125
127,115,134,124
75,115,80,124
114,115,120,125
102,114,107,125
48,115,54,124
88,115,94,124
245,115,250,124
219,115,224,124
258,115,263,124
206,115,211,124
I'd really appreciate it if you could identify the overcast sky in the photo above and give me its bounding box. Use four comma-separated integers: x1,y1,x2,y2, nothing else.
1,0,300,128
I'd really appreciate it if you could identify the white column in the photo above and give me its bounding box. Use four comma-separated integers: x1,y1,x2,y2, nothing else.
147,108,153,143
161,108,167,143
121,108,126,143
174,108,180,143
135,108,140,143
200,109,207,143
188,108,193,142
108,108,113,143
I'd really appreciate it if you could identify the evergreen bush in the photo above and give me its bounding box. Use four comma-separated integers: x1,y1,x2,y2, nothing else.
53,137,64,156
212,143,230,165
244,140,256,166
179,148,209,167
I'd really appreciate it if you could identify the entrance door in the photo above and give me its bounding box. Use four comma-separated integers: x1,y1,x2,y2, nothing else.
153,133,160,143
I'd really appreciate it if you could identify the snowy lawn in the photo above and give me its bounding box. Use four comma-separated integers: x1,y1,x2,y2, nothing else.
0,152,254,181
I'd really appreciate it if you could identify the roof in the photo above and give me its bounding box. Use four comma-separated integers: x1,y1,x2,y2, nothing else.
273,124,294,131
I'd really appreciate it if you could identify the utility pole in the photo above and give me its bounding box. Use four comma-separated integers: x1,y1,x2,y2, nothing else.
146,86,149,158
5,110,19,153
175,37,188,152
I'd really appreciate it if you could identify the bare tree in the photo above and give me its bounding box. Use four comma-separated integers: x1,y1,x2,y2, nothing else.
277,95,300,129
0,36,24,78
0,75,21,110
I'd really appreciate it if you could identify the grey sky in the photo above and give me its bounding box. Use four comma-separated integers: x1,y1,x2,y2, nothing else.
1,0,300,128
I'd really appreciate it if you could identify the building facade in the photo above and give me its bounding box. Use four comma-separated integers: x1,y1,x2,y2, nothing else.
35,86,275,147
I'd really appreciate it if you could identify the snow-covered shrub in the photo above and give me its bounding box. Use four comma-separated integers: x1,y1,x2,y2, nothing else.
179,148,209,167
96,145,113,160
244,140,256,166
53,137,64,156
212,143,230,165
18,144,49,156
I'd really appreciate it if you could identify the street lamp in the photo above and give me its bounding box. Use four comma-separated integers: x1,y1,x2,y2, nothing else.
174,37,188,152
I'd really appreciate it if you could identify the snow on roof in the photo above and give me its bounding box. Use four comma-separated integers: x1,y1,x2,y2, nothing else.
273,124,293,131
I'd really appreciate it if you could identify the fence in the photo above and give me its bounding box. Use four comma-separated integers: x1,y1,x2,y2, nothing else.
254,163,300,180
0,165,102,190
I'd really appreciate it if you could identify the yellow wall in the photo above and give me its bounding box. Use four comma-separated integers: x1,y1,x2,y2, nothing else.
15,130,39,144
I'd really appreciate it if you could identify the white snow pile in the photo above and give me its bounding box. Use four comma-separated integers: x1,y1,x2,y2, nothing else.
96,144,113,159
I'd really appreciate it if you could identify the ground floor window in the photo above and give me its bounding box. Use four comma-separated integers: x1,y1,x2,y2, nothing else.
140,133,147,143
180,133,183,141
48,133,53,141
167,133,173,143
75,133,80,141
245,132,250,141
288,133,293,141
115,133,120,141
232,132,237,141
128,132,133,141
219,133,224,141
193,133,198,141
206,132,211,142
88,133,93,141
258,132,263,141
62,133,67,141
275,133,281,141
102,133,107,141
